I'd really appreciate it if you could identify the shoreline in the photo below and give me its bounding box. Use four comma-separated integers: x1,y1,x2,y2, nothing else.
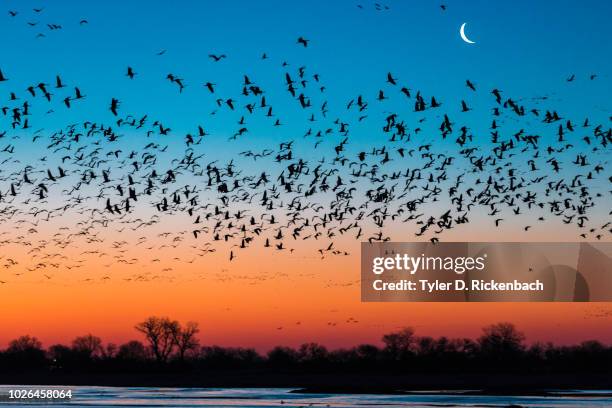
2,371,611,395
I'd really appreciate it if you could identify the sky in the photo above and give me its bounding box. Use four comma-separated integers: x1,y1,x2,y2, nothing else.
0,0,611,351
1,0,611,131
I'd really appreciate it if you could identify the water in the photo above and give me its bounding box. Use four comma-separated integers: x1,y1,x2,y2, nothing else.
0,386,611,407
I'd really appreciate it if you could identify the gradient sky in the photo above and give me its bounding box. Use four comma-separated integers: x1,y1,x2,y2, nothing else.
0,0,611,351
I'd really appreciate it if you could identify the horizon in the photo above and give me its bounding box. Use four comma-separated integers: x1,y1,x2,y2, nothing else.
3,318,609,354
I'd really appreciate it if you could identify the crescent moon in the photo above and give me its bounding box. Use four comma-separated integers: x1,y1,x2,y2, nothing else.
460,23,476,44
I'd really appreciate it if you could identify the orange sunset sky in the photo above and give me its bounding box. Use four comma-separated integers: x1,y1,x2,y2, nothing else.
2,218,611,352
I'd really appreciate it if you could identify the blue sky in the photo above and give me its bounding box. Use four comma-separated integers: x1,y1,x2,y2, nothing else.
0,0,610,187
1,0,610,130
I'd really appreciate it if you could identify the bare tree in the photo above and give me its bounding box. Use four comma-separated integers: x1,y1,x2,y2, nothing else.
382,327,416,359
7,335,42,352
298,343,328,363
72,334,103,358
135,316,179,364
478,322,526,358
171,321,200,361
6,335,46,367
117,340,148,361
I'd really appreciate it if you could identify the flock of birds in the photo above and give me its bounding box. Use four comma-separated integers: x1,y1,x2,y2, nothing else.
0,4,610,286
6,6,88,38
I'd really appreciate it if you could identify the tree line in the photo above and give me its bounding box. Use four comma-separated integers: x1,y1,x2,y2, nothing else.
1,317,611,375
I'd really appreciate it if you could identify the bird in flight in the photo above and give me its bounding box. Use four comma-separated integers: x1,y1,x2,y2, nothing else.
0,2,608,287
208,54,227,62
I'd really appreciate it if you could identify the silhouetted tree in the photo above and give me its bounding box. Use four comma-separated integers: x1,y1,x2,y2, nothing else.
382,327,416,360
72,334,103,358
353,344,380,363
1,320,611,381
478,322,525,361
116,340,148,361
451,337,479,355
135,316,179,364
171,321,200,361
200,346,262,368
298,343,328,368
416,336,436,356
267,346,299,368
8,335,42,352
4,335,46,369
